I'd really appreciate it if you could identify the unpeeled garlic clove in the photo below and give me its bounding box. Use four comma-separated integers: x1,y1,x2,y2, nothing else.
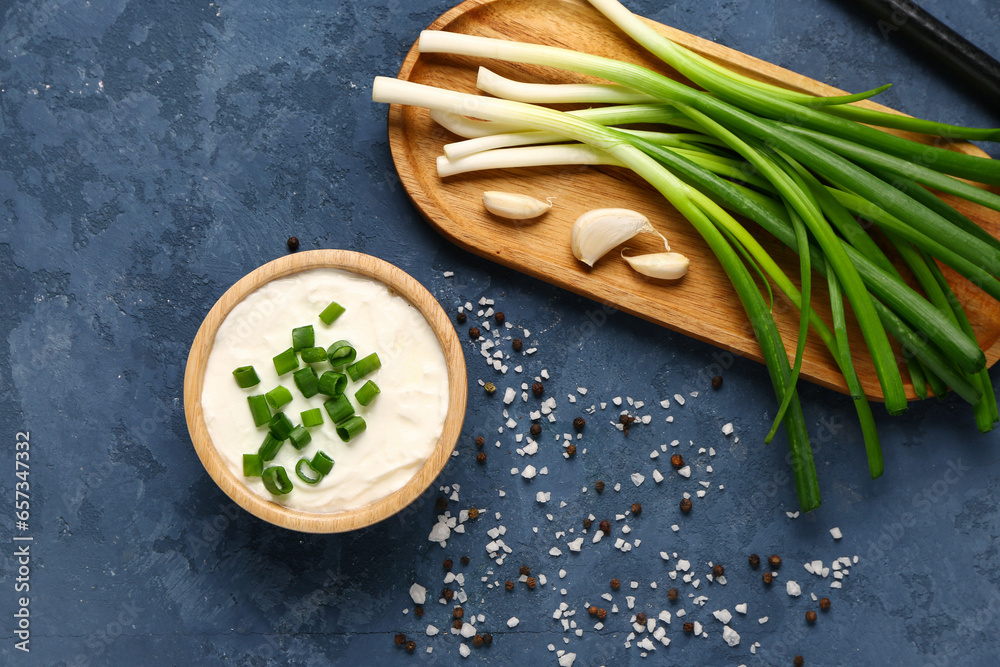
482,191,553,219
571,208,668,267
621,250,690,279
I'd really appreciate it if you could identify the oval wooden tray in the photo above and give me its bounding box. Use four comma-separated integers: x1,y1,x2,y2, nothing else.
387,0,1000,400
183,250,468,533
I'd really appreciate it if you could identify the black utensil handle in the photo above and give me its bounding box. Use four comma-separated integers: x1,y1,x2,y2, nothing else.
852,0,1000,104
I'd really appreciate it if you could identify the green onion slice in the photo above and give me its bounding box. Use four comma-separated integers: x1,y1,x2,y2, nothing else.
327,340,357,368
311,451,335,475
323,395,355,424
289,424,312,450
346,353,381,381
265,385,293,410
262,466,293,495
295,458,323,485
258,433,283,461
300,346,328,363
292,325,315,351
336,415,367,442
247,395,271,427
232,366,260,388
268,412,294,440
272,347,299,376
301,408,324,427
355,380,380,406
293,366,319,398
318,371,348,397
243,454,263,477
319,301,346,325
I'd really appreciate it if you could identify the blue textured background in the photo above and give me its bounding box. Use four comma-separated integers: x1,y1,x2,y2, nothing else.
2,0,1000,665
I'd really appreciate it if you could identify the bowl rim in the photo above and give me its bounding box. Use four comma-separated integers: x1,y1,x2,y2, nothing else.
183,249,467,533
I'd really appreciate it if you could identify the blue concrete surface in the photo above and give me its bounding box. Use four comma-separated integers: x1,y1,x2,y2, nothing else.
2,0,1000,664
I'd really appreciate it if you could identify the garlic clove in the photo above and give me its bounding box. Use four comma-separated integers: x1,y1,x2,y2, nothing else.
482,191,553,219
621,250,690,280
571,208,669,267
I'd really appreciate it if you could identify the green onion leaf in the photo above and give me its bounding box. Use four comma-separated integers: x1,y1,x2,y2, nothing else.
292,325,315,351
243,454,263,477
268,412,294,441
258,433,284,462
272,347,299,376
336,415,367,442
265,385,293,410
346,353,381,381
295,458,323,485
301,408,324,427
323,395,355,424
261,466,293,495
232,366,260,388
318,371,348,397
319,301,346,325
289,424,311,450
326,340,357,368
300,346,329,363
293,366,319,398
311,451,335,475
247,395,271,427
355,380,380,406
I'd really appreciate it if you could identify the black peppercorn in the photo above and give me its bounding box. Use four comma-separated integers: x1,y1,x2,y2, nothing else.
599,520,611,534
482,633,493,645
583,517,592,530
805,610,817,624
631,503,642,516
505,580,514,591
712,564,724,578
469,326,481,339
610,578,620,590
768,554,782,569
588,606,598,617
468,507,479,519
475,436,485,448
473,634,484,647
435,497,448,511
670,453,684,469
525,576,536,590
461,556,470,566
405,640,416,652
476,452,487,464
494,311,505,325
636,612,647,625
394,633,406,646
594,480,605,493
667,588,679,601
683,622,694,634
596,608,607,620
457,311,467,324
679,497,692,513
512,338,523,351
794,656,804,667
712,375,723,389
532,382,544,397
519,565,530,576
444,559,453,571
529,423,541,437
286,236,299,252
819,597,831,611
749,554,761,569
452,619,463,630
565,444,577,457
442,588,453,601
573,417,585,431
414,605,424,617
763,572,774,584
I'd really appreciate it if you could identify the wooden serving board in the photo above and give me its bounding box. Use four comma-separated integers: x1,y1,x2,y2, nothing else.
386,0,1000,400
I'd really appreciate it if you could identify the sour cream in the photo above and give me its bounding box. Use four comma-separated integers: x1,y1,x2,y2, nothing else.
202,268,449,513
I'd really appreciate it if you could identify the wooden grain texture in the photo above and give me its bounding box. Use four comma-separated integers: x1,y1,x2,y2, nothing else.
183,250,467,533
387,0,1000,400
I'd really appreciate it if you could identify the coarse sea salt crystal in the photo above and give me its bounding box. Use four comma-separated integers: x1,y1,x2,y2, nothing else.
653,469,664,483
631,472,645,487
830,526,843,540
522,465,537,479
426,625,439,636
723,626,740,647
550,547,563,556
536,491,551,503
722,422,734,435
677,465,691,478
410,583,427,604
674,394,685,405
713,609,732,624
504,387,516,404
568,537,584,552
786,580,802,597
558,653,577,667
735,603,747,614
507,616,520,628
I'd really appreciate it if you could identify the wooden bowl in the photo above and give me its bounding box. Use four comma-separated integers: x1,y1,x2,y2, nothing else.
183,250,467,533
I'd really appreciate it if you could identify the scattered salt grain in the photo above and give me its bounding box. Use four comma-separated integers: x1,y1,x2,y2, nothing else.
507,616,520,628
721,422,734,436
786,580,802,597
830,526,843,540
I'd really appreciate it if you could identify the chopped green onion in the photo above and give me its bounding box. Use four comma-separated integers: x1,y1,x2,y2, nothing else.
293,366,319,398
311,451,335,475
261,466,293,495
323,395,355,424
292,325,315,351
301,408,324,427
232,366,260,388
336,415,367,442
268,412,294,440
346,353,381,381
272,347,299,376
289,424,312,450
355,380,381,406
300,346,328,363
243,453,263,477
265,385,293,410
326,340,357,368
318,371,348,397
319,301,346,325
247,395,271,427
258,433,283,461
295,458,323,485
